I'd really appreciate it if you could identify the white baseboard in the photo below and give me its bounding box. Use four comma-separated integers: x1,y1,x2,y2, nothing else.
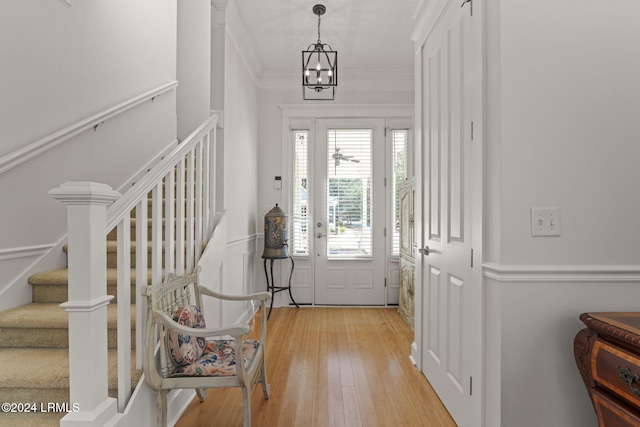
410,341,419,367
168,389,197,427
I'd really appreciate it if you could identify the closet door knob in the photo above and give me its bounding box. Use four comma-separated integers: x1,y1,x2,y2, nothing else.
418,246,430,256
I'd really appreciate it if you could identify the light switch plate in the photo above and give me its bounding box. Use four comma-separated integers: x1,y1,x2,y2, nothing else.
531,207,561,237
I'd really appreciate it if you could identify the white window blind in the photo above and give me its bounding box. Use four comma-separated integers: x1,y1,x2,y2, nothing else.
327,129,372,258
292,130,310,255
392,129,408,256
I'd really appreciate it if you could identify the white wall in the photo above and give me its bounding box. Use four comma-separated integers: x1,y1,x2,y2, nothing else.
496,0,640,266
223,36,259,243
483,1,640,426
177,0,211,140
209,1,261,305
0,1,178,306
0,1,176,156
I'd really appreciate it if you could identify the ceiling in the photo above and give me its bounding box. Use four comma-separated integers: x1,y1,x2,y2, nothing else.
233,0,419,76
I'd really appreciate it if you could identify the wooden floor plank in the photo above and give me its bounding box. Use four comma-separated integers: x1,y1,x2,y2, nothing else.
175,307,457,427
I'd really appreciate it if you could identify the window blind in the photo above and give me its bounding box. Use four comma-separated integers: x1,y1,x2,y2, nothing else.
292,130,310,255
392,129,408,256
327,129,373,257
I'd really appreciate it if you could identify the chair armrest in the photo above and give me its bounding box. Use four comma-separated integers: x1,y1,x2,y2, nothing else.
153,310,251,337
199,287,272,302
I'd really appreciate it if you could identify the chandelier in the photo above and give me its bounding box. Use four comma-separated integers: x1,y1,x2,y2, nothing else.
302,4,337,100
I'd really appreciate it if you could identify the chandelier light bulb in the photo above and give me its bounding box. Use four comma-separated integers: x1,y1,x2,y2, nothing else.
316,63,321,71
328,69,332,76
305,69,310,76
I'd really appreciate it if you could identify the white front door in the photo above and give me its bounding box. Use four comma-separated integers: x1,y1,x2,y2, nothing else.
416,1,481,425
313,118,386,305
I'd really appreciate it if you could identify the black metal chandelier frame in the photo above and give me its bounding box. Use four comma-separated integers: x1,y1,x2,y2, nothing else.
302,4,337,100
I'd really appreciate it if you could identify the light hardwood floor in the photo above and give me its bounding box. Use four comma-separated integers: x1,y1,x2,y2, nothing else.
175,307,457,427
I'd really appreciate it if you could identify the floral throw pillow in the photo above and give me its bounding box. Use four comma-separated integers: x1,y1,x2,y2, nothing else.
168,305,206,367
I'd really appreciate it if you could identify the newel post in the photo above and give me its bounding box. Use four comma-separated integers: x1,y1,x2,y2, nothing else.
49,182,121,426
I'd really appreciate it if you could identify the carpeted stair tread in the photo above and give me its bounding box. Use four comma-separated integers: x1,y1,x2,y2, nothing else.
0,303,135,330
63,240,153,254
29,267,148,304
0,348,72,390
0,348,142,392
0,410,65,427
29,267,152,286
0,303,136,349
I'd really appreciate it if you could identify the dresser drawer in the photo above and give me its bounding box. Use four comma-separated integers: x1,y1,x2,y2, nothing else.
592,339,640,410
592,388,640,426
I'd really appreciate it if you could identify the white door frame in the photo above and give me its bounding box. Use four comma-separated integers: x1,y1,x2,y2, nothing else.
279,104,413,307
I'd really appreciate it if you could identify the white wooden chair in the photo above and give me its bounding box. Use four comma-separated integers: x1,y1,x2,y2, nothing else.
141,266,271,427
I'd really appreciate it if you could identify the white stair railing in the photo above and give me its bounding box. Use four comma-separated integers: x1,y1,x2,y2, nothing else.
50,113,221,424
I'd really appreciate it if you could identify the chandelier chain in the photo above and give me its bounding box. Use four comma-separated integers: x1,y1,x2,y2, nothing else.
317,15,322,43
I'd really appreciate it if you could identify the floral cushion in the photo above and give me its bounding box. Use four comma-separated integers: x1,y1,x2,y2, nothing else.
171,339,260,377
167,305,207,367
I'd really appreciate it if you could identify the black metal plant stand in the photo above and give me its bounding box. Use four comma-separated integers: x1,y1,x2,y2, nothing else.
263,256,299,319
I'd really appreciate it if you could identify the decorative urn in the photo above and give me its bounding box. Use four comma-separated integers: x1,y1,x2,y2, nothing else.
262,204,289,259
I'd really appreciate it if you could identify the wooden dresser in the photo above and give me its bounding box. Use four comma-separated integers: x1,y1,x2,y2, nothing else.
575,312,640,426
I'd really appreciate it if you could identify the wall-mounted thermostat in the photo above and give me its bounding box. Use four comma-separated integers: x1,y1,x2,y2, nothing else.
274,176,282,189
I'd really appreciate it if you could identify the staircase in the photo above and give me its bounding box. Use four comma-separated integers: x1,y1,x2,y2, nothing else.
0,220,145,427
0,114,219,427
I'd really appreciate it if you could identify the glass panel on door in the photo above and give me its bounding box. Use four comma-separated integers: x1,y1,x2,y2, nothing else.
326,129,372,258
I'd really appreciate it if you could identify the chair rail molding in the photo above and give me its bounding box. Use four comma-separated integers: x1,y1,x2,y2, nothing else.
0,81,178,175
0,244,56,261
483,263,640,283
